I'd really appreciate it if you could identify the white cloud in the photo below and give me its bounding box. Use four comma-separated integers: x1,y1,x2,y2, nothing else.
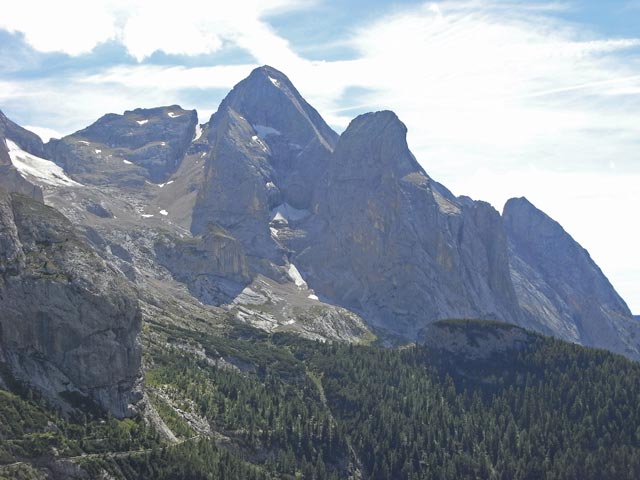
0,1,118,55
0,0,314,60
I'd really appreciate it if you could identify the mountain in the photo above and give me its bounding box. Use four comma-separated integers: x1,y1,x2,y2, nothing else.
191,65,338,272
294,111,522,338
1,65,637,360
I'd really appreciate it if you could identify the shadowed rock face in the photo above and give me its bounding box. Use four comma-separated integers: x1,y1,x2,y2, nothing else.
504,197,640,358
0,189,142,417
46,106,197,185
0,110,46,158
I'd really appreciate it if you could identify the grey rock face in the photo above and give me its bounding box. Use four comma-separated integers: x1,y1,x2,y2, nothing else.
296,111,521,338
0,189,142,416
46,106,197,186
504,197,640,358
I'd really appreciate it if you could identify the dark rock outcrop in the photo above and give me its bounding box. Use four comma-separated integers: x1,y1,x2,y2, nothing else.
419,320,536,360
46,106,197,186
0,189,142,416
0,110,46,158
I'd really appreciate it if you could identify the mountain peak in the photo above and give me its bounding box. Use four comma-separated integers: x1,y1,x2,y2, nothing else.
332,110,420,179
213,66,338,150
503,196,535,212
248,65,292,87
503,197,561,237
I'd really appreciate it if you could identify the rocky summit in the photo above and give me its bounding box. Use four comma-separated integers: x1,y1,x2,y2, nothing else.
0,64,638,419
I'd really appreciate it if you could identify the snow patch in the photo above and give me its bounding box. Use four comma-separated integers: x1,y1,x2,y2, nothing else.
159,209,168,216
268,76,281,88
253,124,281,139
77,140,90,145
308,294,319,301
94,149,101,154
123,159,133,165
287,264,307,289
167,180,174,185
270,203,310,224
7,139,82,188
270,227,279,238
285,319,296,325
272,211,287,224
141,214,154,218
167,112,181,118
250,135,268,152
136,119,149,125
160,142,166,146
157,183,166,188
193,124,203,141
266,181,276,189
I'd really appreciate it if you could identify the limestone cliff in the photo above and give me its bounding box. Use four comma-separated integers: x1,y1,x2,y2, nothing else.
0,189,142,416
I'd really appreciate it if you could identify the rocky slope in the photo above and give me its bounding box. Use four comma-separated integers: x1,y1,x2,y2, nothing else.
0,188,141,417
46,106,197,186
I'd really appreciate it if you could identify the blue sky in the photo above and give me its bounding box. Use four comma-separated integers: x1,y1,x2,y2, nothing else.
1,0,639,312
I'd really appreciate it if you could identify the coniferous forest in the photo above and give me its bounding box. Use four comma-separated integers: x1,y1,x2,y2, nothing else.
1,320,640,479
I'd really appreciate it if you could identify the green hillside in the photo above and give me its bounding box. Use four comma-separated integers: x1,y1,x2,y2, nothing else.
2,320,639,479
